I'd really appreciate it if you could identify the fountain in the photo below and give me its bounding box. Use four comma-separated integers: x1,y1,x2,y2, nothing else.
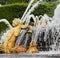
25,14,36,25
0,0,60,58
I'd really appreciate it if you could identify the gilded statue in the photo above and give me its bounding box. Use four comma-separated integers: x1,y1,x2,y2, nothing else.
27,41,39,53
3,18,31,53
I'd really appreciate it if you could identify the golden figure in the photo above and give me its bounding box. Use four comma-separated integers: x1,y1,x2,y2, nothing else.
3,18,31,53
27,41,39,53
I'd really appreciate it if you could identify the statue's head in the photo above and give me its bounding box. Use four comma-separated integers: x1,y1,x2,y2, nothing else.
12,18,23,26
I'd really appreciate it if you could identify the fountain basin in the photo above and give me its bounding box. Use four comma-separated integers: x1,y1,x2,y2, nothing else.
0,51,60,58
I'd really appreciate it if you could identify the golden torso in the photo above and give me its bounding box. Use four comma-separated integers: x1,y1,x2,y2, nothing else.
3,25,21,53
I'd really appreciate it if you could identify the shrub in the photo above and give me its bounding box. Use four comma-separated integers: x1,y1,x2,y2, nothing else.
0,22,8,39
32,2,57,17
0,3,28,24
0,2,57,24
0,22,8,33
0,0,24,4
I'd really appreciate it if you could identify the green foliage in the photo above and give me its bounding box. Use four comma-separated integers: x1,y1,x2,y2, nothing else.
57,0,60,3
7,0,24,4
0,22,8,33
32,2,57,17
0,3,27,24
0,2,57,24
0,0,24,4
0,22,8,38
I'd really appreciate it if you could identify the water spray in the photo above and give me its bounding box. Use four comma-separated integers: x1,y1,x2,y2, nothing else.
23,1,43,23
0,19,12,29
21,0,34,20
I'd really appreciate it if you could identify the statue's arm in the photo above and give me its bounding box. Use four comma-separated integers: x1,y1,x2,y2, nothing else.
21,25,29,29
21,25,33,33
28,26,33,33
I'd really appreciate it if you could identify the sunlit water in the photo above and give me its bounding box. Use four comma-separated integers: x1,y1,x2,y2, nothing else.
0,19,12,44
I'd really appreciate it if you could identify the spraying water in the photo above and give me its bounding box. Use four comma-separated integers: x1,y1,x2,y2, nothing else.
0,19,12,29
21,0,34,20
33,4,60,52
25,14,36,25
0,30,10,45
0,19,12,45
23,0,43,23
49,4,60,51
